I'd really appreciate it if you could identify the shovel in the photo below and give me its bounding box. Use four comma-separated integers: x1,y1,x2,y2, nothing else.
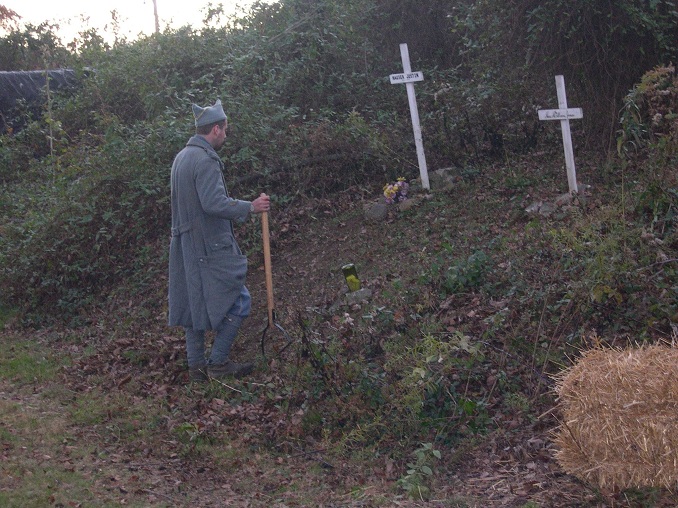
260,211,293,360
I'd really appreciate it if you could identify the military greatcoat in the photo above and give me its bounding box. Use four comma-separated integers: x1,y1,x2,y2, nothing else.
168,135,252,330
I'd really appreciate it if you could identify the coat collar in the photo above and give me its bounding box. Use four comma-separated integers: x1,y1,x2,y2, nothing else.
186,135,221,163
187,134,214,151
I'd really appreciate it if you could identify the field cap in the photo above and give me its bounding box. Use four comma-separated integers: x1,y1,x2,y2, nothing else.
192,99,227,127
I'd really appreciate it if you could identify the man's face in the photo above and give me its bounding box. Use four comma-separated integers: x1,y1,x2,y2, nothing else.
213,121,228,149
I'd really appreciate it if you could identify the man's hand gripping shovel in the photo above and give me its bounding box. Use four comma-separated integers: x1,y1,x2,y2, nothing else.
260,211,293,360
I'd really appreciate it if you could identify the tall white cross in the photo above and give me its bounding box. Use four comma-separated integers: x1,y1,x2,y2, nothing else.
389,43,430,190
538,75,583,194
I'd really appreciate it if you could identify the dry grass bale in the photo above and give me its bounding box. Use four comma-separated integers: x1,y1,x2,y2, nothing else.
553,344,678,492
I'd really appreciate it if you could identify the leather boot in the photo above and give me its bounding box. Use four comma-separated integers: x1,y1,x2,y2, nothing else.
207,359,254,379
188,364,208,383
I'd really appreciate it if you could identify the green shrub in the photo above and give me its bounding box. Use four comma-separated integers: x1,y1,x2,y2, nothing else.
0,118,181,323
381,332,489,439
424,247,490,297
397,442,441,501
618,64,678,156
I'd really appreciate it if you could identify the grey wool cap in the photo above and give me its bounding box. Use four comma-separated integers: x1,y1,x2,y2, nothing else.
192,99,227,127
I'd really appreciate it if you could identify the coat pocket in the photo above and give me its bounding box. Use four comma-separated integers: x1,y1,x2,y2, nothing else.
204,250,247,287
206,235,235,253
200,250,248,329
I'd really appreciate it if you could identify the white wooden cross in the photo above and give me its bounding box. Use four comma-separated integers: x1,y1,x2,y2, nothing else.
538,75,583,194
389,43,430,190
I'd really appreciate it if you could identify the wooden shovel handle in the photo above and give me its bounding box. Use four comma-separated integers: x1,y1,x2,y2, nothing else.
261,211,274,326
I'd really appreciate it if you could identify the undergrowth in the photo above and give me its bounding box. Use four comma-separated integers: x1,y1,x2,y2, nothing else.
0,44,676,505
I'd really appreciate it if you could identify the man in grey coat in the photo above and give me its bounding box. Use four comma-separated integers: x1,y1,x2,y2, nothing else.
168,99,270,382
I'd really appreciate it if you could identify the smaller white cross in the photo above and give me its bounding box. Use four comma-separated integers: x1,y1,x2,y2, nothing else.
538,75,583,194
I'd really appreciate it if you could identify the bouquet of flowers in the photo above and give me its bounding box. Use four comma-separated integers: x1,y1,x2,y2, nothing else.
383,177,409,204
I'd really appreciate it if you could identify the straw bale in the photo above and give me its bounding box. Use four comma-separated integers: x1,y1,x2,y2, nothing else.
553,344,678,491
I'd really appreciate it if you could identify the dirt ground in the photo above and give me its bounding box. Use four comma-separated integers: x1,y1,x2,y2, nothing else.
2,186,677,507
